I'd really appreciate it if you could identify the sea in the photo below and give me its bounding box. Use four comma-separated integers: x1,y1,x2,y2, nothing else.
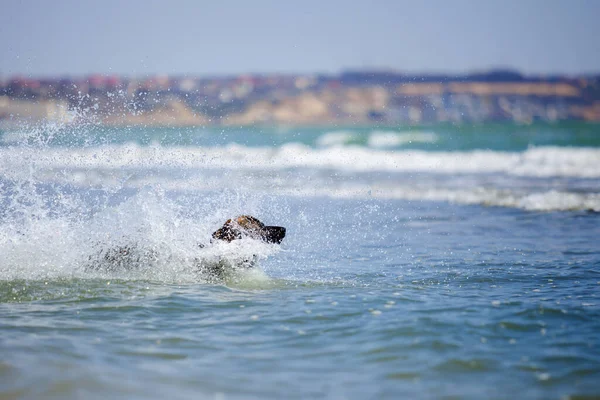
0,121,599,399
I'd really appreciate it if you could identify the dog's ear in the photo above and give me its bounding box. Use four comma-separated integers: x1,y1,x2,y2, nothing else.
212,220,242,242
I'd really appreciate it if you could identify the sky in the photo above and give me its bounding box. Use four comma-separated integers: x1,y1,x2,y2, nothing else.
1,0,599,77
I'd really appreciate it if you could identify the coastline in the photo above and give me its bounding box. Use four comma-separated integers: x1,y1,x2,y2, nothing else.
2,71,600,128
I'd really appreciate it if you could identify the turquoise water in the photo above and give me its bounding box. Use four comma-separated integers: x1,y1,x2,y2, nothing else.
6,122,600,151
0,123,599,399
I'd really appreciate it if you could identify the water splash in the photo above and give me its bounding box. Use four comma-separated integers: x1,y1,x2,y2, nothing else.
0,121,285,283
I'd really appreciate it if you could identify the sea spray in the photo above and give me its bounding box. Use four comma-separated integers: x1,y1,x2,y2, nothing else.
0,122,286,283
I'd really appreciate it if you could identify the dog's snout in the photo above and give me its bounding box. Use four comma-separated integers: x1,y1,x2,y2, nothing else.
263,226,286,244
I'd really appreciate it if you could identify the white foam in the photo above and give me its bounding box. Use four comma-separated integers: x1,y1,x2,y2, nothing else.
372,186,600,212
0,140,598,221
0,143,599,179
367,130,438,148
268,184,600,212
316,131,356,147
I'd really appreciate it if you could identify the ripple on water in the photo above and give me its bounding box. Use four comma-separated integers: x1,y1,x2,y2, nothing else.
433,358,499,373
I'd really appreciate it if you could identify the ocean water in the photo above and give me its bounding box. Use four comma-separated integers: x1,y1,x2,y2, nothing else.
0,122,599,399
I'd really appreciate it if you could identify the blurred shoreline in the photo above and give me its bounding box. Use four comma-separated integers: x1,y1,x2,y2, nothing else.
1,69,600,127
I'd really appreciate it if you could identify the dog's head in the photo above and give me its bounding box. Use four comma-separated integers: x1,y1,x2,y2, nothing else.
212,215,286,244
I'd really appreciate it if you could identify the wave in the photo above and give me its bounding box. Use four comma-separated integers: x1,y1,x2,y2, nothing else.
315,130,438,148
367,130,438,148
0,141,598,212
296,185,600,212
0,143,599,179
316,131,357,147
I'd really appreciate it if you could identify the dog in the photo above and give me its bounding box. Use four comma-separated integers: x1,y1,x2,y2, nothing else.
87,215,286,277
210,215,286,244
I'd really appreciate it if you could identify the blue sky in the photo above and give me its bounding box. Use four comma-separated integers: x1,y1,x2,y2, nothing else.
1,0,599,77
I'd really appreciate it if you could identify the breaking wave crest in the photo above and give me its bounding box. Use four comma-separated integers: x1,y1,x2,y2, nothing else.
367,130,438,148
0,140,599,213
303,185,600,212
316,130,438,148
0,142,598,178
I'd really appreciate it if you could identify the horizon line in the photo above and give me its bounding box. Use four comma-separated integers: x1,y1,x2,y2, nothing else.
2,67,600,80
